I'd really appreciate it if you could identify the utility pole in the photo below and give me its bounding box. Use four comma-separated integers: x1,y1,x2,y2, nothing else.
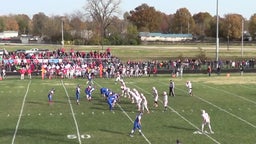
61,18,64,48
216,0,219,64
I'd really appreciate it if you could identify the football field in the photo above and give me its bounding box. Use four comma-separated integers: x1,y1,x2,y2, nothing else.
1,74,256,144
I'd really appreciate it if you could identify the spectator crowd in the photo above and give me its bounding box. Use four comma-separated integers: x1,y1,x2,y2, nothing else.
0,47,255,80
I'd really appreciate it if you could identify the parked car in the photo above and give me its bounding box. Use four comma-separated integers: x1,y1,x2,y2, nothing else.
0,49,4,55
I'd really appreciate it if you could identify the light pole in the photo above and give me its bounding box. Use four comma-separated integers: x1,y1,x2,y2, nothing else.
61,18,64,48
241,18,244,57
187,14,190,34
216,0,219,64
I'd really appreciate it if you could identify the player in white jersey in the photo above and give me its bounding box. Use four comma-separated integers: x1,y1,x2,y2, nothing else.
186,81,193,96
201,110,214,134
129,90,142,111
152,87,159,107
115,72,122,84
140,93,150,113
163,91,168,111
121,86,130,98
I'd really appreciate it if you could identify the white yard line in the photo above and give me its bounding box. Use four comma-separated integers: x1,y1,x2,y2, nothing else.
132,84,221,144
172,83,256,129
94,81,152,144
199,83,256,105
12,80,31,144
61,80,82,144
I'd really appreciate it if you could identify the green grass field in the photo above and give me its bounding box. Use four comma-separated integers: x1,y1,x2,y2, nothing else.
1,73,256,144
1,43,256,61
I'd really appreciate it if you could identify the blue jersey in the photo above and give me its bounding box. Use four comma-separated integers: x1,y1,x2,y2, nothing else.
100,87,108,95
133,113,142,130
85,86,94,97
48,90,54,102
76,87,81,99
107,95,116,103
107,94,118,110
76,87,81,95
105,90,112,98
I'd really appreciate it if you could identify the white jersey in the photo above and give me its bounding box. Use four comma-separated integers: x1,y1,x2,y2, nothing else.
141,94,148,105
163,93,168,107
152,88,158,102
202,112,210,123
186,81,192,89
130,91,142,104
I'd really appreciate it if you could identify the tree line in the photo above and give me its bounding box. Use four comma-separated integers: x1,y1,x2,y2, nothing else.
0,0,256,45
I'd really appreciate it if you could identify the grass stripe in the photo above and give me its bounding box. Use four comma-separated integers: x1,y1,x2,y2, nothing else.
12,80,31,144
131,83,221,144
61,80,82,144
199,83,256,105
169,81,256,129
94,80,152,144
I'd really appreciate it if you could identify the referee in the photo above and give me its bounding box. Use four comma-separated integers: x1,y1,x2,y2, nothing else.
169,80,175,96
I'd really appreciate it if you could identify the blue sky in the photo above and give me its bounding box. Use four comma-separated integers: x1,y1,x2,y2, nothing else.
0,0,255,19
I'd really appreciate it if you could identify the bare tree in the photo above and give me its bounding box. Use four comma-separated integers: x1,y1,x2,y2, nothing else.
84,0,121,41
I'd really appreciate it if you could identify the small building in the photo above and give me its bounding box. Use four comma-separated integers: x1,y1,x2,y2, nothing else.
139,32,193,42
0,31,18,39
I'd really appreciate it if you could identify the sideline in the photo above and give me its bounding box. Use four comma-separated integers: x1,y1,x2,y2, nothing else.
12,80,31,144
94,81,152,144
61,80,82,144
131,83,221,144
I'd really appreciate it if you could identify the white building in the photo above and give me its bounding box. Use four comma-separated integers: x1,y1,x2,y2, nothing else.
0,31,18,39
139,32,193,42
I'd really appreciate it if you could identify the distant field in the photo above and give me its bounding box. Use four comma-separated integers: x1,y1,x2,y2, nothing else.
0,43,256,61
1,74,256,144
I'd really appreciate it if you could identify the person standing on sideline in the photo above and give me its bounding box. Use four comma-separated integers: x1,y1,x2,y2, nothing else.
186,81,193,96
201,110,214,134
76,84,81,104
129,112,143,137
152,87,159,107
163,91,168,111
239,64,244,76
48,88,55,104
27,67,32,79
168,80,175,96
207,66,211,77
20,67,26,80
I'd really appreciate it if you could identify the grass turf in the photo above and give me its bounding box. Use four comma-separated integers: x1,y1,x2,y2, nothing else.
1,74,256,144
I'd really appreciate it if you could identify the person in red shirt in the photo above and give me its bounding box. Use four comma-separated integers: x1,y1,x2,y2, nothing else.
20,67,26,80
207,66,212,77
153,66,157,77
27,67,32,79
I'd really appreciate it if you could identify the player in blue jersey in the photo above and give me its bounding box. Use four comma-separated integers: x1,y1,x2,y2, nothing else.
129,112,143,137
85,85,95,101
100,87,109,99
107,93,118,111
104,90,112,98
48,88,55,104
76,84,81,104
